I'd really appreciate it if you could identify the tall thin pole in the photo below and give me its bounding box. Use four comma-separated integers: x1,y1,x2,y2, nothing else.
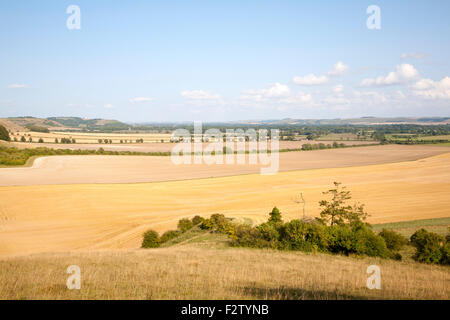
300,193,306,219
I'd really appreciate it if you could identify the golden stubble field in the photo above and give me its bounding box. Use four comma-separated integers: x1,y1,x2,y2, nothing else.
0,149,450,257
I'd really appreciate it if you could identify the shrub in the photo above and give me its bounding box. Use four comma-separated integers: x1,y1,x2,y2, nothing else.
268,207,283,224
0,125,10,141
351,224,389,258
192,215,205,226
177,218,194,233
440,243,450,265
231,224,268,248
201,214,235,235
38,138,44,143
326,224,354,255
256,222,281,249
160,230,180,243
410,229,444,264
141,230,160,248
379,229,408,251
279,220,328,252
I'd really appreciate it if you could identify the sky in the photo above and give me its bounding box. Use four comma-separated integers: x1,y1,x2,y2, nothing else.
1,0,450,122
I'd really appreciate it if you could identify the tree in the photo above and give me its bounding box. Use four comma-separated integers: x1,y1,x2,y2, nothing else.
141,230,160,248
177,218,194,233
38,138,44,143
268,207,283,224
0,125,10,141
20,136,26,142
318,182,368,226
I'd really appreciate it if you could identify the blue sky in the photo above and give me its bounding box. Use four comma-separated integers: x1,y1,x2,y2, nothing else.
1,0,450,122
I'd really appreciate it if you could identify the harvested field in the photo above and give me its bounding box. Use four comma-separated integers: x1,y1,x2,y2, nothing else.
7,139,378,153
0,150,449,256
0,145,448,186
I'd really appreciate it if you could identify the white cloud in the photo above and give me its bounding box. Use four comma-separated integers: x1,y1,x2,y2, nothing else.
412,77,450,99
129,97,153,103
7,84,27,89
293,74,329,86
104,103,114,109
265,83,291,97
360,64,419,87
328,61,349,76
400,52,425,60
281,92,313,104
240,83,291,102
293,61,348,86
181,90,221,100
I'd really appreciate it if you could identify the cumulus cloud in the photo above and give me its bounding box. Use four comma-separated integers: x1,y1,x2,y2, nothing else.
293,74,329,86
360,64,419,87
181,90,221,100
240,83,291,102
327,61,349,76
412,77,450,99
7,84,27,89
293,61,348,86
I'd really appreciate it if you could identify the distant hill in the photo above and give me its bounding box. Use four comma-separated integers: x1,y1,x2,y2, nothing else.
4,117,131,132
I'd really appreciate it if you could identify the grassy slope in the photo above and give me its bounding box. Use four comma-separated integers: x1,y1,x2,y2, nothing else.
1,218,448,300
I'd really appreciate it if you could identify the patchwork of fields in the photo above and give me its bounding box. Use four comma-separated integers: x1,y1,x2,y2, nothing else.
0,145,449,256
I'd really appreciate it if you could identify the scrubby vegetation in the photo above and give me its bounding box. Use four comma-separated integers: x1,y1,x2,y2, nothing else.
25,124,50,133
0,124,10,141
141,183,450,267
0,145,171,166
410,228,449,265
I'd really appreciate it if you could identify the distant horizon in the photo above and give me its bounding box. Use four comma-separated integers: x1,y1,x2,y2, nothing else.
3,114,450,125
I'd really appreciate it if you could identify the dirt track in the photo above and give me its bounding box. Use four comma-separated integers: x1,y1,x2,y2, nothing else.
1,145,449,186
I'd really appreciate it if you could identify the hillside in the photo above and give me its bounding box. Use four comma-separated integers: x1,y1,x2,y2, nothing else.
1,223,448,300
4,117,131,132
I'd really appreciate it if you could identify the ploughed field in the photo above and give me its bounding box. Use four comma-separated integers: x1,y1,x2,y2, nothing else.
0,145,449,256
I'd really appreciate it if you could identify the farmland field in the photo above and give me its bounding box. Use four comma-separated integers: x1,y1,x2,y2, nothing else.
0,145,448,185
1,147,449,257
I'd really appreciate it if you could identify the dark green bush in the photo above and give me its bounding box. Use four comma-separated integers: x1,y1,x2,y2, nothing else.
326,224,354,255
410,229,444,264
177,218,194,233
256,222,281,249
160,230,180,243
351,224,389,258
231,224,269,248
192,215,205,226
268,207,283,224
279,220,328,252
440,243,450,265
201,214,235,235
0,125,10,141
378,229,408,251
141,230,160,248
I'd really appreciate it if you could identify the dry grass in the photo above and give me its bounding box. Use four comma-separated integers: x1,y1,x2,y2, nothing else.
1,151,450,256
0,246,448,300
